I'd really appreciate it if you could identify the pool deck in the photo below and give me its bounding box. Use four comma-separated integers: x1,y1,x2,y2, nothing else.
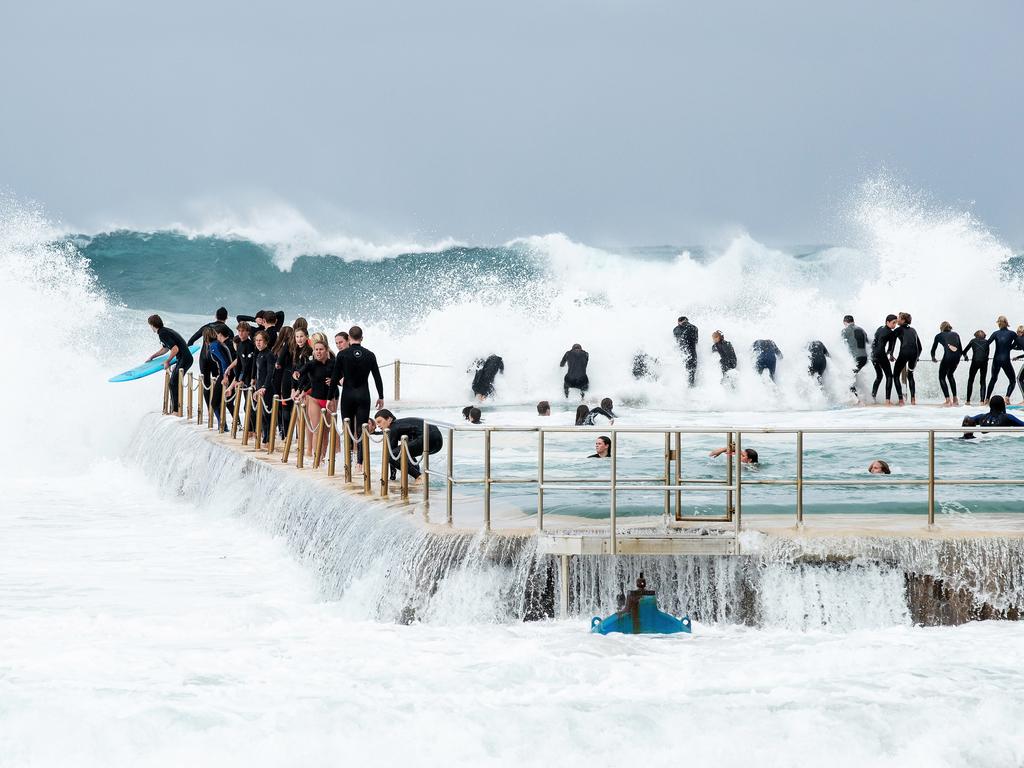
196,421,1024,556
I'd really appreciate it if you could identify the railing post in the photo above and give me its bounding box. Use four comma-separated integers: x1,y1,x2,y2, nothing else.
400,435,409,501
380,427,390,498
207,381,215,430
361,426,371,493
725,430,734,519
483,429,492,533
187,373,194,420
312,410,325,469
674,431,682,521
559,554,570,618
327,416,337,477
281,404,298,464
177,369,185,417
928,430,936,527
254,394,264,450
609,431,618,555
796,430,804,527
662,430,671,522
162,370,170,415
537,430,545,532
343,418,353,483
196,377,204,425
446,428,454,525
296,407,306,469
394,359,401,401
734,431,743,534
242,390,254,445
230,387,242,439
219,382,228,433
422,420,430,507
267,396,280,454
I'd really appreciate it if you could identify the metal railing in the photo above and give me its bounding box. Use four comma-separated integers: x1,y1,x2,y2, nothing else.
377,359,453,401
161,369,1024,554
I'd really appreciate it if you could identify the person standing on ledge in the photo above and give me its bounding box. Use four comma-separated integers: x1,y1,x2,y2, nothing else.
673,316,699,387
871,314,898,404
985,316,1018,402
930,321,963,407
892,312,923,406
560,343,590,399
842,315,869,394
331,325,384,475
711,330,737,384
147,314,193,416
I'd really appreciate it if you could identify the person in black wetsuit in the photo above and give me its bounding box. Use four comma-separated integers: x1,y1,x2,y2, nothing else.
470,354,505,400
295,339,339,463
272,326,295,438
870,314,898,404
188,308,233,405
842,315,869,394
560,344,590,399
962,330,990,405
807,341,829,384
583,398,616,425
711,331,737,384
960,395,1024,439
1014,325,1024,403
985,316,1018,402
930,321,963,407
892,312,923,406
146,314,193,416
251,330,276,442
588,436,611,459
751,339,782,381
374,409,443,482
673,317,699,387
331,325,384,473
225,321,256,399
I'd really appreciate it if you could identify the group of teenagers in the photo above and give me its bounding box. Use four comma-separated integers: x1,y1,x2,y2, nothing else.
146,308,441,481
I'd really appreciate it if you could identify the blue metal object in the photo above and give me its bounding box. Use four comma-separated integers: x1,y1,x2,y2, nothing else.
590,573,692,635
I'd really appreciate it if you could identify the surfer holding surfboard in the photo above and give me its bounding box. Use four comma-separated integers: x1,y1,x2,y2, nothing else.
145,315,193,416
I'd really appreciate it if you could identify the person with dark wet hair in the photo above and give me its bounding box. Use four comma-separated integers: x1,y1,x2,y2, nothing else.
574,404,590,426
331,325,384,474
251,329,275,442
1014,325,1024,403
334,331,350,353
468,407,483,424
462,406,473,422
583,398,616,425
985,316,1018,402
560,343,590,399
711,331,737,383
871,314,899,404
930,321,963,407
960,395,1024,439
536,400,551,416
709,445,758,464
892,312,922,406
963,330,990,405
751,339,783,381
146,314,193,416
272,326,295,438
807,341,829,384
868,460,891,475
374,409,444,482
588,436,611,459
471,354,505,400
673,316,699,387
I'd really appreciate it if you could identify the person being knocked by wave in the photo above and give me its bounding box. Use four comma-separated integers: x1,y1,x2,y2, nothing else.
807,340,830,386
470,354,504,401
374,409,443,483
751,339,782,382
560,343,590,399
146,314,193,417
711,331,737,386
960,395,1024,439
583,398,616,426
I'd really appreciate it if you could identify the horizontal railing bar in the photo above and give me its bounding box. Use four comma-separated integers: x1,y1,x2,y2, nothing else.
539,484,738,492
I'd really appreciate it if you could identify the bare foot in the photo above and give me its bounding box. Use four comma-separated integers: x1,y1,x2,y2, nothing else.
943,399,952,407
910,398,917,406
885,400,893,407
898,399,905,407
953,399,960,406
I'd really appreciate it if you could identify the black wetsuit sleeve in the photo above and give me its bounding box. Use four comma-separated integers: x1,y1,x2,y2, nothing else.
885,330,896,357
236,314,256,323
916,335,923,360
930,334,941,359
370,352,384,400
559,352,568,367
855,328,867,349
187,323,212,346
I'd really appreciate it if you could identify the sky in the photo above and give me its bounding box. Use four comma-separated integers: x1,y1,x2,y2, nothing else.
1,0,1021,246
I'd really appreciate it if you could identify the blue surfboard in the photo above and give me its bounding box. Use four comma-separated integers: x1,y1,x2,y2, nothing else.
109,343,202,383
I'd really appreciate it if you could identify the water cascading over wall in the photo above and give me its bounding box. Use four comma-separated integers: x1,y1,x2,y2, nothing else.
132,414,1024,629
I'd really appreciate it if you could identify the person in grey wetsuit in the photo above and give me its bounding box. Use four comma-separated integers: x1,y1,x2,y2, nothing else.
842,315,869,394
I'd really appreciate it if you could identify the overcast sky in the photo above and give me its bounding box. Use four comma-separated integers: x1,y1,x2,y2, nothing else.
1,0,1021,246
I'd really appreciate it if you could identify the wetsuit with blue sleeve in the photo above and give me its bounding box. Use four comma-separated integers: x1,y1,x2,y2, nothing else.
208,341,233,431
986,328,1018,400
751,339,782,381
